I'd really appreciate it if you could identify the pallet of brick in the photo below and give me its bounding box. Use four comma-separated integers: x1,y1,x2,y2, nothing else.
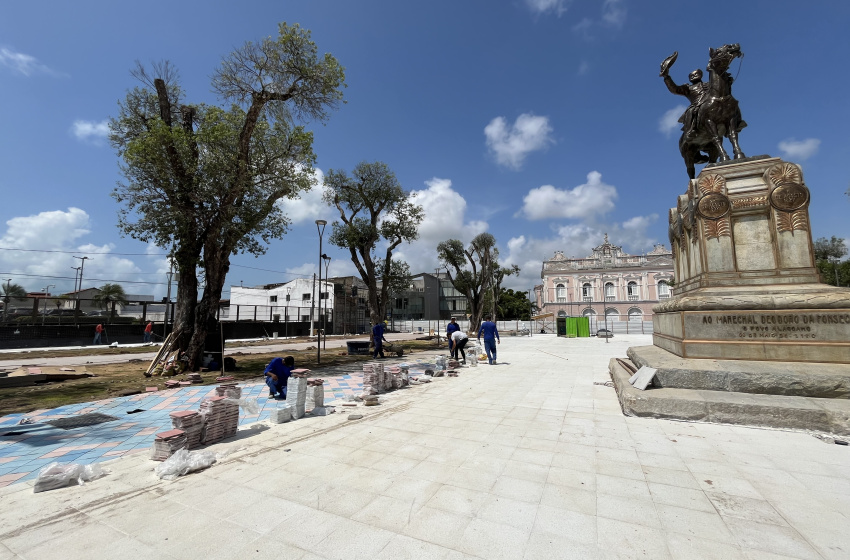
286,377,308,420
361,363,378,396
170,410,204,449
151,429,187,461
188,372,203,384
307,379,325,408
199,396,239,443
290,368,311,377
269,406,292,423
215,383,241,399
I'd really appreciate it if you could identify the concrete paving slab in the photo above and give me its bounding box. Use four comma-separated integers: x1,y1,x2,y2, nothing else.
0,334,848,559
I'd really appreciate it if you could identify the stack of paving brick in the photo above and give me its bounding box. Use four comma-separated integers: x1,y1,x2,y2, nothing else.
215,383,241,399
188,372,203,384
286,376,309,420
386,365,402,389
169,410,204,449
361,363,378,396
307,379,325,408
447,359,461,369
165,379,180,388
199,396,239,443
151,429,187,461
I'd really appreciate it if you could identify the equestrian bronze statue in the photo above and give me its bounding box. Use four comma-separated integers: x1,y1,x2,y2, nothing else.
660,44,747,179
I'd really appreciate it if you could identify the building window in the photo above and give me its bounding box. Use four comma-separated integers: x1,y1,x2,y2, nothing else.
605,282,615,301
582,308,597,316
556,283,566,303
302,293,311,301
301,314,309,322
320,291,329,300
269,295,278,303
628,308,643,321
605,308,619,320
658,280,670,299
557,310,567,317
582,283,592,301
627,281,638,301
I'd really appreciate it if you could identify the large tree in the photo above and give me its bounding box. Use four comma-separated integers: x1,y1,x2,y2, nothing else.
437,232,500,332
110,23,345,368
324,162,423,325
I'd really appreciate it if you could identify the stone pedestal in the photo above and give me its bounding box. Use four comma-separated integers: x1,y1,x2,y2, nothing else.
610,156,850,435
654,156,850,363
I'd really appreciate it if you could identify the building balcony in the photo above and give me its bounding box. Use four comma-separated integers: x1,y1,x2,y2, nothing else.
628,294,638,301
605,296,615,301
582,296,592,302
556,298,566,303
658,293,671,299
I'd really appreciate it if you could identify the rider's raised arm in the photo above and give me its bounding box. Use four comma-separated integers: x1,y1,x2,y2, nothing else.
663,74,689,97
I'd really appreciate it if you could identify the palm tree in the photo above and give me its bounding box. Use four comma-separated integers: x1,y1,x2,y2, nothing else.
1,281,27,324
92,284,129,323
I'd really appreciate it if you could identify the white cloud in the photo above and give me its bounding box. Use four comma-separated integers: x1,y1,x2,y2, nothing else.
0,47,59,77
71,120,109,143
0,208,143,294
284,259,356,281
659,105,686,137
778,138,820,161
602,0,627,28
276,168,334,224
484,113,554,170
518,171,618,221
577,61,590,75
525,0,570,16
392,177,489,273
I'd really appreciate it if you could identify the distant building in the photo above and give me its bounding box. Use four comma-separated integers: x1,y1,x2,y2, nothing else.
328,276,369,334
385,272,469,321
534,235,674,324
227,278,333,327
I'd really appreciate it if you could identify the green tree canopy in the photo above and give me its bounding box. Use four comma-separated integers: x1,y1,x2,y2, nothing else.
1,281,27,323
109,23,346,368
325,161,423,325
813,236,849,286
92,284,129,323
438,232,500,331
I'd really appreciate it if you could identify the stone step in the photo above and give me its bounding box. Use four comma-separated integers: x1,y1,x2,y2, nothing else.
609,358,850,435
628,345,850,398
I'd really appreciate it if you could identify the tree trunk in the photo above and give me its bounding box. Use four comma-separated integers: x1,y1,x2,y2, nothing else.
187,243,230,370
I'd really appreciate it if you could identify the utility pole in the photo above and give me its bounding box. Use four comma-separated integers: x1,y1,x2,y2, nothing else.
163,261,173,339
73,256,89,322
41,284,55,326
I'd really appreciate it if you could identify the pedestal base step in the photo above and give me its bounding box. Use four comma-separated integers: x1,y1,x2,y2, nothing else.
628,345,850,398
609,358,850,435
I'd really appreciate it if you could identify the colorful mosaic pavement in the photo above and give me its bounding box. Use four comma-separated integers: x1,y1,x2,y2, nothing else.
0,372,367,487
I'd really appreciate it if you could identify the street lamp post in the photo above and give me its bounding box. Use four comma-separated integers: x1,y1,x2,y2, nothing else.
315,219,327,365
322,254,331,350
285,287,291,339
41,285,55,326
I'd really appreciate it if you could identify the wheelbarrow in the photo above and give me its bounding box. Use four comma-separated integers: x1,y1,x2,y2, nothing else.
383,341,406,357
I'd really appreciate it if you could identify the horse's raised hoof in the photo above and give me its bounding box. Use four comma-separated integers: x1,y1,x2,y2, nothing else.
734,152,746,160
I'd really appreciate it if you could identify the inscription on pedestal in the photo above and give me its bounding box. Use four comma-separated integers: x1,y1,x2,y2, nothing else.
769,182,809,212
684,310,850,342
696,192,731,220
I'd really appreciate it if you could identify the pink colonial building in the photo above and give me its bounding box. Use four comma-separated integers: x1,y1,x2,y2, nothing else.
534,235,674,325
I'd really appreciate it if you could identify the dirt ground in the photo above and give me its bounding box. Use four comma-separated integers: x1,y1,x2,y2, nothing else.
0,339,442,417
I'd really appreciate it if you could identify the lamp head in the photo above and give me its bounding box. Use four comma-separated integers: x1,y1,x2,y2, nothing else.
315,219,327,226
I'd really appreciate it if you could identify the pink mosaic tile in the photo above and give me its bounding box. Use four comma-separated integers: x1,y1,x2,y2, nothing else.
39,450,71,459
0,457,20,464
96,442,121,448
134,427,159,437
103,450,126,457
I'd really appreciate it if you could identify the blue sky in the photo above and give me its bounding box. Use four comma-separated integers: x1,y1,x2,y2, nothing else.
1,0,848,298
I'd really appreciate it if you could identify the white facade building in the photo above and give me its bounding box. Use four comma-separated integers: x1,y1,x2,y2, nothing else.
226,278,334,330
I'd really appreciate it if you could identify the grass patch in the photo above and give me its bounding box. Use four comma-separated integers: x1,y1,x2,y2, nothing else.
0,338,444,417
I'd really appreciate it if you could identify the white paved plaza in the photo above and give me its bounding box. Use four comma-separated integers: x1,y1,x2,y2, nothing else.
1,334,847,559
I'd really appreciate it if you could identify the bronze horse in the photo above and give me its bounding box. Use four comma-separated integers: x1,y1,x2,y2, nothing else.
664,44,747,179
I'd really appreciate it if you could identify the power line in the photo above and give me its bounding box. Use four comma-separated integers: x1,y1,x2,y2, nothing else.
0,271,173,286
0,247,168,256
